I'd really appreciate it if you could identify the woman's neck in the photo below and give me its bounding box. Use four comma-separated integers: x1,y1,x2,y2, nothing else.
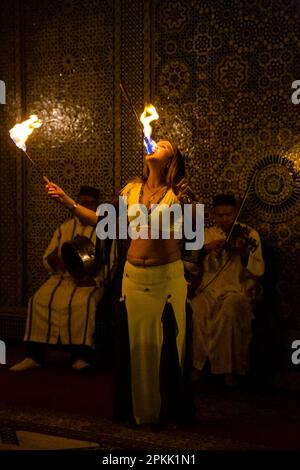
146,167,165,189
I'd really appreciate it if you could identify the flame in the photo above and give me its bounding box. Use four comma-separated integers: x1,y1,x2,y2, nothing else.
9,115,42,151
140,104,159,154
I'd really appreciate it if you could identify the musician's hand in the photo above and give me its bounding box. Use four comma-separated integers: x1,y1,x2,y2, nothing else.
183,260,201,275
232,233,254,254
204,239,225,257
75,278,96,287
43,176,75,209
46,248,65,272
229,235,251,257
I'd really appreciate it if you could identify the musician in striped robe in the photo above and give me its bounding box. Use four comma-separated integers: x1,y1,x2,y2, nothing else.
10,186,116,371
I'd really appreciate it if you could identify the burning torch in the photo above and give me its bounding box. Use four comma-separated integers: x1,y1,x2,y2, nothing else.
9,115,52,187
9,114,42,164
119,82,159,154
140,104,159,154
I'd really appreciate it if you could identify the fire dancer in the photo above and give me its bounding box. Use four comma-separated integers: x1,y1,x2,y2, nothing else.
43,140,196,426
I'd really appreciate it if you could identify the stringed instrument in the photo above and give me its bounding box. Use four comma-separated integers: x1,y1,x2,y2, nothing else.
225,222,258,253
184,170,259,299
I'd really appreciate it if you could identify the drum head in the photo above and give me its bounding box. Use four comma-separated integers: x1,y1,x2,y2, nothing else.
61,235,95,279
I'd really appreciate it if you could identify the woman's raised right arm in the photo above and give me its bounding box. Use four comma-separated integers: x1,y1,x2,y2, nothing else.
44,177,98,226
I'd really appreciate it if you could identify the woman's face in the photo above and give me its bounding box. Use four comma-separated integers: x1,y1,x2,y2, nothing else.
146,140,174,167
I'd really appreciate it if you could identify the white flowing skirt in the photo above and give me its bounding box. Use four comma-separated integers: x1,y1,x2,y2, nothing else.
122,260,187,425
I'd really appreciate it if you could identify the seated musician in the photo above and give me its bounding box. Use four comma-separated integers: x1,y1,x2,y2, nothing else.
10,185,117,371
190,194,265,385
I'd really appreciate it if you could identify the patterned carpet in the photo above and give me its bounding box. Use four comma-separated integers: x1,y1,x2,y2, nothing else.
1,345,300,451
1,382,300,451
0,428,100,450
0,403,262,451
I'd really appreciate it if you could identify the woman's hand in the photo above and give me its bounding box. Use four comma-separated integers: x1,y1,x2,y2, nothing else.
43,176,75,209
177,179,194,204
43,176,98,226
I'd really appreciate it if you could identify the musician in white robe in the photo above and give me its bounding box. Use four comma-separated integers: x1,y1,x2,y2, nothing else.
191,194,265,383
10,186,116,371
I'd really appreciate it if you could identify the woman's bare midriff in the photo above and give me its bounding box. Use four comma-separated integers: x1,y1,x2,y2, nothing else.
127,238,182,266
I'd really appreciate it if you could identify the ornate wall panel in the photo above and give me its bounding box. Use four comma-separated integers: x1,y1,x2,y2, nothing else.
0,0,148,308
0,0,23,307
152,0,300,365
120,0,145,186
22,0,115,297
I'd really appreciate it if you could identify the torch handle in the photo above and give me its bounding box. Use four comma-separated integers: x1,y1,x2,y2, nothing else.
43,176,50,185
144,137,153,154
24,150,35,164
119,82,144,132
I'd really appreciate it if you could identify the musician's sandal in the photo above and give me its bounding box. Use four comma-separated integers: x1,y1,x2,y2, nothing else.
72,359,91,371
9,357,41,371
